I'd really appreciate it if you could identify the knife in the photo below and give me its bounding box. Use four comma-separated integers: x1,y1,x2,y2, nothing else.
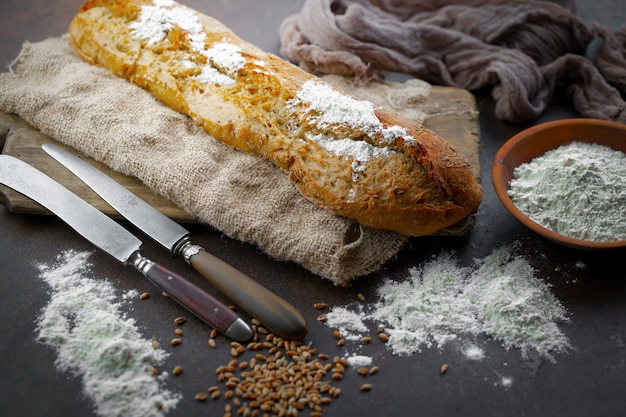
0,155,253,342
42,143,308,340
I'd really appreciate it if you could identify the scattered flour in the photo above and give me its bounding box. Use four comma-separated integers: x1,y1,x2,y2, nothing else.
325,308,376,367
325,244,570,361
203,42,246,75
465,245,569,356
499,376,514,388
325,306,369,341
290,80,413,168
293,80,412,142
462,344,486,361
508,141,626,242
308,133,396,164
129,0,244,86
123,289,141,300
36,250,180,417
129,0,196,47
366,252,478,355
346,355,373,368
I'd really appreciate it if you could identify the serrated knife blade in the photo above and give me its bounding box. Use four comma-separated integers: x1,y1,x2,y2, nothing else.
42,143,308,340
0,154,252,342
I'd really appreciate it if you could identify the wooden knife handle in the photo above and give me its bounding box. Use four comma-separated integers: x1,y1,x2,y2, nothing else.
130,252,252,341
188,248,308,340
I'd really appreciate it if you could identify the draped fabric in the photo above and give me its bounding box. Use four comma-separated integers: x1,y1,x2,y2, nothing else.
279,0,626,123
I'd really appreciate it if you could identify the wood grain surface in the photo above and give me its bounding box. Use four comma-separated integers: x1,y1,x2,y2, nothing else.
0,112,193,222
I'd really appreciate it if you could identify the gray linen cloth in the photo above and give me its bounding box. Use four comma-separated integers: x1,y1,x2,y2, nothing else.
279,0,626,124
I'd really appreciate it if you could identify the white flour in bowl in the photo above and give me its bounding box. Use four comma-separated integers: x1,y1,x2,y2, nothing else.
35,250,180,417
508,141,626,242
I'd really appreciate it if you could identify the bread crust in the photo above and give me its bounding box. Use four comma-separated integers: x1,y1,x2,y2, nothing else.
68,0,482,236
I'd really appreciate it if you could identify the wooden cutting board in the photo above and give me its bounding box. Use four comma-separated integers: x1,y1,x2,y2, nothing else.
0,112,192,222
0,83,481,229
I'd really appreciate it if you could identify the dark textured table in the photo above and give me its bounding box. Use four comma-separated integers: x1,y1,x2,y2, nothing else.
1,1,625,417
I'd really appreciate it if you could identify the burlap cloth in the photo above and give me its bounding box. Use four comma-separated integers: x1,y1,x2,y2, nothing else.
0,36,444,284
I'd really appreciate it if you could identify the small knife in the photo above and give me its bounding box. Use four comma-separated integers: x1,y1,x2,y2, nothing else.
42,143,308,340
0,155,253,342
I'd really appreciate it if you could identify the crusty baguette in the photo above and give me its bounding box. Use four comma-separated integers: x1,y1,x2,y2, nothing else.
68,0,482,236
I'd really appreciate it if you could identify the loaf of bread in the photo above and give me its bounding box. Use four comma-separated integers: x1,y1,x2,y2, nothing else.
68,0,482,236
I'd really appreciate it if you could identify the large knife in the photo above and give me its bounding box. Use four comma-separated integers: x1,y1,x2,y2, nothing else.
42,143,308,340
0,155,253,342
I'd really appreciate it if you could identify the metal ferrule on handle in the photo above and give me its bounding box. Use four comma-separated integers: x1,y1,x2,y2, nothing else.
128,251,156,274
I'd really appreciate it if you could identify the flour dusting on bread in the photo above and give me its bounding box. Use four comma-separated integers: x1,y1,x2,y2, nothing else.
69,0,482,236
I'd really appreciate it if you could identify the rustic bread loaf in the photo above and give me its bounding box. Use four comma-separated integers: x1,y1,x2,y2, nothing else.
68,0,482,236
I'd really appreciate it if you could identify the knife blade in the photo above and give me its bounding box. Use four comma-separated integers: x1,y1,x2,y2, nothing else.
0,155,252,342
42,143,308,340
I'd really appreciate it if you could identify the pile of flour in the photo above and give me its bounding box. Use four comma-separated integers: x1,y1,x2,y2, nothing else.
325,244,570,360
36,250,180,417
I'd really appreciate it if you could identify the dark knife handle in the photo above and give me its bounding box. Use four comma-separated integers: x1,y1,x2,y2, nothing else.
129,252,253,342
185,247,308,340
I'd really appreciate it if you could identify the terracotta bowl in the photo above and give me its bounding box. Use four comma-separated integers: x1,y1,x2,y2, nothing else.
492,118,626,250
